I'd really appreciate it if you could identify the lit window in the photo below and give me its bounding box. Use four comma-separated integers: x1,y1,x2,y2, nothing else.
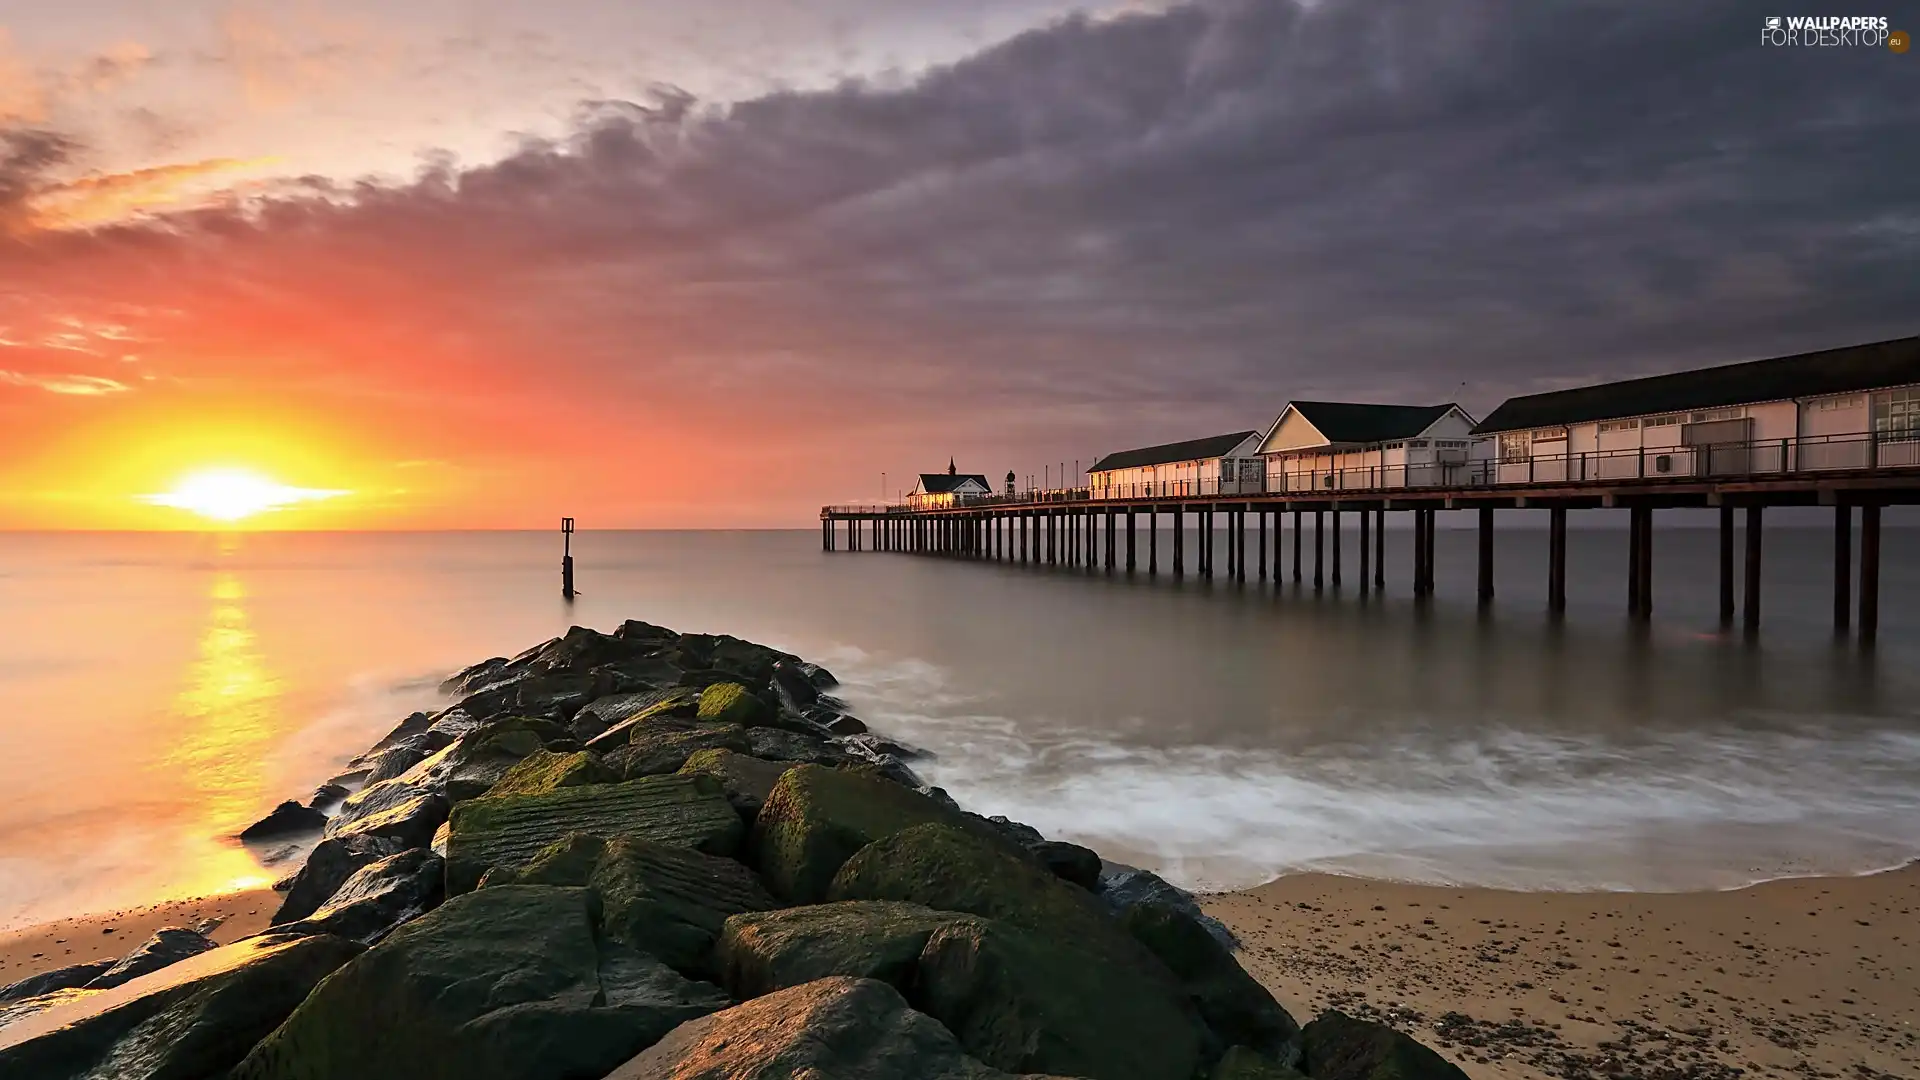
1874,388,1920,442
1498,432,1530,463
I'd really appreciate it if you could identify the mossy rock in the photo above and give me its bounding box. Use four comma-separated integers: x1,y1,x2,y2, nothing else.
1122,902,1300,1065
749,765,999,904
0,933,363,1080
606,976,1054,1080
1212,1046,1309,1080
484,833,779,977
916,918,1204,1080
695,682,771,726
677,749,795,815
321,782,448,850
229,887,729,1080
444,774,744,894
608,725,751,780
581,689,700,750
397,717,569,802
826,823,1131,959
485,749,618,798
1300,1010,1470,1080
714,901,967,999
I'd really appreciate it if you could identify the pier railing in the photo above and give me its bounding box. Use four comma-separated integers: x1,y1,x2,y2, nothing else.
825,430,1919,514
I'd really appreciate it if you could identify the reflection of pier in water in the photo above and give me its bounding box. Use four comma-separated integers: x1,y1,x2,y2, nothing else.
823,449,1916,646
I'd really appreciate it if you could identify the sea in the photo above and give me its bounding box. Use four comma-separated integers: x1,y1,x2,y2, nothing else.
2,522,1918,931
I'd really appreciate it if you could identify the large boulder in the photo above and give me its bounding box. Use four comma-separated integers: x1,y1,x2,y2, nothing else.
1212,1046,1310,1079
1299,1011,1470,1080
770,660,820,708
1121,902,1300,1066
825,823,1124,953
604,976,1061,1080
676,749,794,816
606,725,750,780
453,671,598,725
272,834,404,924
277,848,445,945
396,717,568,802
826,823,1208,1080
0,962,112,1005
577,689,698,747
239,801,328,842
320,780,447,850
229,886,728,1080
0,932,362,1080
1030,841,1102,890
483,834,778,977
714,901,965,999
84,927,216,990
485,749,618,798
443,773,744,894
694,682,772,727
1099,863,1238,949
746,726,855,766
748,765,996,904
916,918,1204,1080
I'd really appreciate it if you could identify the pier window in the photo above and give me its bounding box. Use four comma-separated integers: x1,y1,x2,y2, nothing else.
1645,414,1682,427
1498,432,1530,462
1873,388,1920,441
1598,420,1639,433
1690,407,1744,422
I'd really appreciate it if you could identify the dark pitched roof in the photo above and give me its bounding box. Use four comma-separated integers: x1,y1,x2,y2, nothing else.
1287,401,1460,444
915,473,991,494
1088,431,1258,473
1473,336,1920,435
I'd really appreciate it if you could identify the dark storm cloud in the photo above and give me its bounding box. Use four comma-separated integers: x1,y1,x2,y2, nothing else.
5,0,1916,465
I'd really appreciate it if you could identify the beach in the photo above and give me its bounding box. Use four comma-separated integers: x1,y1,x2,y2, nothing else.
0,889,277,991
1205,867,1920,1080
6,865,1914,1079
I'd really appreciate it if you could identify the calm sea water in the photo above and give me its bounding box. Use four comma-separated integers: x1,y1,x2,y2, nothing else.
2,523,1917,929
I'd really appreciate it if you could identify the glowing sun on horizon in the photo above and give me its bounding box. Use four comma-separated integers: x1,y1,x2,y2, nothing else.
140,468,349,522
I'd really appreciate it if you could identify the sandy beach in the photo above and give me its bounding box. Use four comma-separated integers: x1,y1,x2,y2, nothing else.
0,889,277,990
1206,867,1919,1080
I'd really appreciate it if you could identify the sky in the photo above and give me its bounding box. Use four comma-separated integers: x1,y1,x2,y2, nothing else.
0,0,1914,528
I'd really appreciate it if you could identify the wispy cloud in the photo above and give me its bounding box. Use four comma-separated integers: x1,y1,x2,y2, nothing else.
24,156,275,230
0,370,132,395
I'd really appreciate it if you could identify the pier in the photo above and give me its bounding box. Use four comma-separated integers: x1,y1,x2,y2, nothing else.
822,433,1917,643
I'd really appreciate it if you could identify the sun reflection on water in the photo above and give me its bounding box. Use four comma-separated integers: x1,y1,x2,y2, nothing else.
160,567,283,893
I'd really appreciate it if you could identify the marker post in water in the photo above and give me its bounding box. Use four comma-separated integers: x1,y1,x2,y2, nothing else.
561,517,576,601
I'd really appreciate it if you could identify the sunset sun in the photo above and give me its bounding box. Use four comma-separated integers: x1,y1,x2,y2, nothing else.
140,468,349,523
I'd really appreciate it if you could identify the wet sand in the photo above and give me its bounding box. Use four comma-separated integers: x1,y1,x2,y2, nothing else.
0,889,277,988
1205,866,1919,1080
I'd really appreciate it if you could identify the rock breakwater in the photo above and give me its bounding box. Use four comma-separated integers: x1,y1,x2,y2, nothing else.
0,619,1471,1080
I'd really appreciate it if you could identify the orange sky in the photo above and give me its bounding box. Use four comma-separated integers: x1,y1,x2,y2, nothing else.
2,2,1911,529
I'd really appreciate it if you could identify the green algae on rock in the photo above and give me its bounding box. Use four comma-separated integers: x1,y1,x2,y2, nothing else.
714,900,968,998
444,773,743,894
749,765,996,904
483,833,779,976
694,681,773,726
484,749,619,799
604,975,1069,1080
229,886,728,1080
